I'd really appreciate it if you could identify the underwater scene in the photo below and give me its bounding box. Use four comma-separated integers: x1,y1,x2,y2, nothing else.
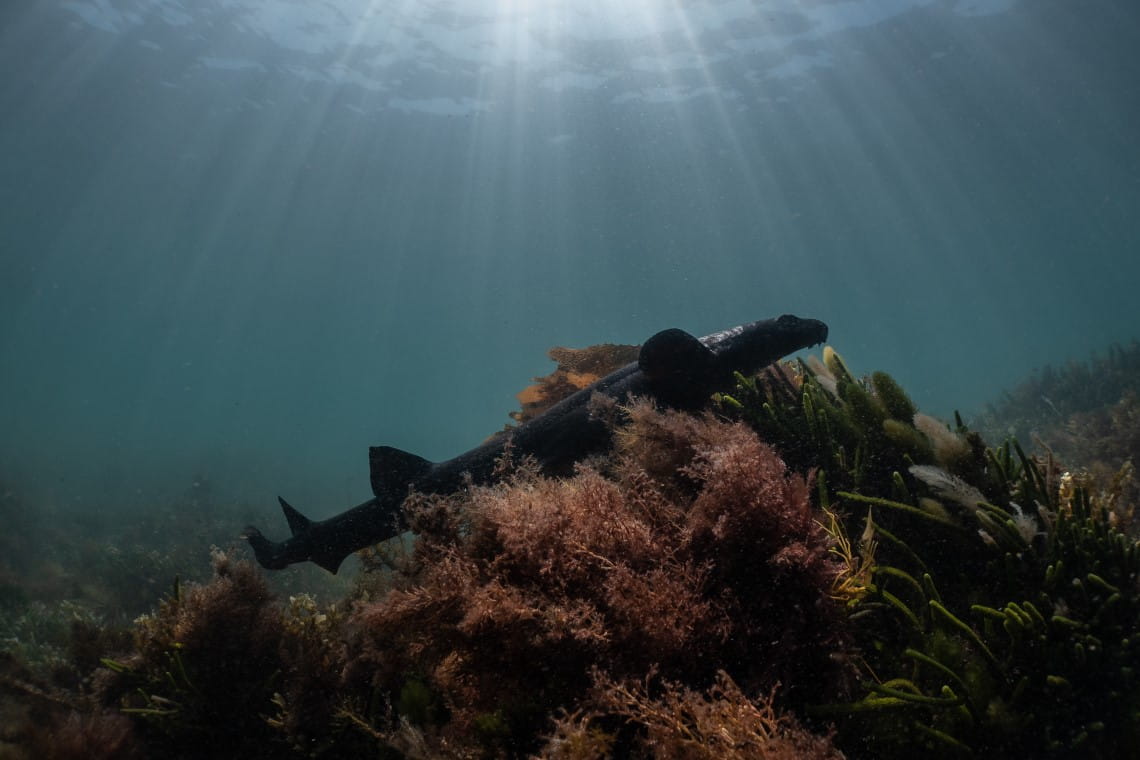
1,0,1138,757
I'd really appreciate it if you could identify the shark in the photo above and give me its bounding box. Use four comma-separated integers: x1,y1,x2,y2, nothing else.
243,314,828,573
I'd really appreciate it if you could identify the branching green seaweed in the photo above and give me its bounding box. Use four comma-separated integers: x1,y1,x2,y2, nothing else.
720,351,1140,759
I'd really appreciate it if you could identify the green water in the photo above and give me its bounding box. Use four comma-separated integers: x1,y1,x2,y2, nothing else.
1,0,1137,515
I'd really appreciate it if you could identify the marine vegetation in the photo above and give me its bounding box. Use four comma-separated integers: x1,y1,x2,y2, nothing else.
509,343,640,424
343,401,849,756
2,403,851,758
0,480,343,760
974,340,1140,445
3,341,1139,759
715,349,1140,758
974,340,1140,509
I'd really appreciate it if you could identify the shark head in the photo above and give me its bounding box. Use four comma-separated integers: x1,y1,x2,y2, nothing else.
705,314,829,377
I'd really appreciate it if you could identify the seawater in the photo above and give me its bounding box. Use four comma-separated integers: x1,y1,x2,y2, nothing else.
1,0,1137,515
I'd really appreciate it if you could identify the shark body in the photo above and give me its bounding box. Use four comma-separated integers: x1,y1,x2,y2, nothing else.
244,314,828,573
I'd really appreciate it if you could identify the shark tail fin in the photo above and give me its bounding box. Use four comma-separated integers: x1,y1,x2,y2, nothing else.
278,496,312,537
244,499,355,574
241,525,290,570
274,497,348,574
369,445,434,500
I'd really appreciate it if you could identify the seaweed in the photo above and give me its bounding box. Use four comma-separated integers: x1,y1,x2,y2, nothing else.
509,343,640,424
717,350,1140,758
540,670,842,760
3,343,1139,758
975,341,1140,507
91,552,367,759
343,404,849,755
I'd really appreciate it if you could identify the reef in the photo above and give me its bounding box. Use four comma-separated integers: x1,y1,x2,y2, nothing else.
2,343,1138,758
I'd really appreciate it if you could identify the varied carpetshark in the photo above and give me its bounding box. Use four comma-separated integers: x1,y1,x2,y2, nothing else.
244,314,828,573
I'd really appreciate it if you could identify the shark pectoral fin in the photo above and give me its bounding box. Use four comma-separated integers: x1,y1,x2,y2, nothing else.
279,497,313,537
309,545,349,575
369,445,434,499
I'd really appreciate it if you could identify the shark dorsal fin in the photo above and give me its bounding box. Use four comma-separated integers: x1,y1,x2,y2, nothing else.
278,497,312,537
638,328,715,379
369,445,434,500
637,328,721,409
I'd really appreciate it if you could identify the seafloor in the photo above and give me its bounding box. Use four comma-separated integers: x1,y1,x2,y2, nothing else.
1,344,1138,759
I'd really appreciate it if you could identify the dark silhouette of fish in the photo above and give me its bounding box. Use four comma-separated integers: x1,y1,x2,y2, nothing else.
244,314,828,573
